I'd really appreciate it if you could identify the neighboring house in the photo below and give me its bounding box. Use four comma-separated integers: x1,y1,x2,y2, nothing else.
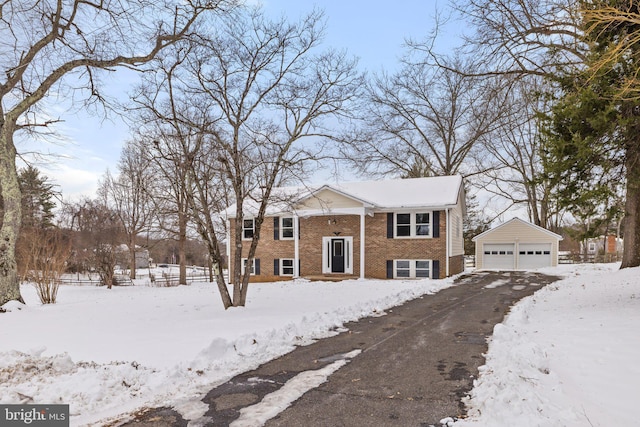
116,244,150,269
473,218,562,270
225,175,466,281
581,235,623,260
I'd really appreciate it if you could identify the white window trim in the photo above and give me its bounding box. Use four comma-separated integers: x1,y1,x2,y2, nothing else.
280,258,295,276
394,259,432,279
242,218,255,241
394,212,432,239
280,217,295,240
322,236,354,274
241,258,255,275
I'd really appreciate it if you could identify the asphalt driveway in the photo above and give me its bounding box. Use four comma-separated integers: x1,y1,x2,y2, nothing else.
119,270,561,427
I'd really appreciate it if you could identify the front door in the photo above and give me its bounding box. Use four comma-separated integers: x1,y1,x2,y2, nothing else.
331,238,345,273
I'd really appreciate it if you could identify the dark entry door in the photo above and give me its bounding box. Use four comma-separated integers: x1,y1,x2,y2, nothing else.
331,238,345,273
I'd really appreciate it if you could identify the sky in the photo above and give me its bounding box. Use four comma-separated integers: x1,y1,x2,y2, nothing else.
23,1,458,203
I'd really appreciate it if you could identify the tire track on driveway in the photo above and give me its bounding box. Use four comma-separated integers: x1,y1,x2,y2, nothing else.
120,271,561,427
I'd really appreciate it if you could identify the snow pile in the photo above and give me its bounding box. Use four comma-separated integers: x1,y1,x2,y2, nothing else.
455,263,640,427
0,277,451,426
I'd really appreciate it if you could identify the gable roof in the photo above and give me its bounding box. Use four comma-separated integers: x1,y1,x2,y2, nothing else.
472,217,563,241
225,175,464,217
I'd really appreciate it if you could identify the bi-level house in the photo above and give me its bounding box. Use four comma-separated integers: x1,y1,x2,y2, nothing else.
225,175,466,281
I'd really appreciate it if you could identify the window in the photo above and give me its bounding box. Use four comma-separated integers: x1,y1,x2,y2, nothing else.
415,261,430,278
243,219,255,240
396,260,411,277
242,258,255,275
396,214,411,237
280,259,294,276
281,217,294,239
395,212,431,238
394,260,431,279
415,213,430,236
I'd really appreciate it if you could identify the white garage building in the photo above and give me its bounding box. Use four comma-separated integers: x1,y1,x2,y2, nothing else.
473,218,562,270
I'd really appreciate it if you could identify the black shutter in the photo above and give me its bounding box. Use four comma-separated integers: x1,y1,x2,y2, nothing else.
432,260,440,279
273,259,280,276
387,213,394,238
386,260,394,279
273,217,280,240
432,211,440,238
255,259,261,275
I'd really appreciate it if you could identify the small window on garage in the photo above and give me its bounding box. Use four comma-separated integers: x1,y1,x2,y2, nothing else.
484,251,491,255
491,251,498,255
527,251,534,255
506,251,514,255
544,250,551,255
519,251,526,255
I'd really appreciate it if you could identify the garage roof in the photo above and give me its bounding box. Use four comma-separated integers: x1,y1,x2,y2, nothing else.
472,218,563,242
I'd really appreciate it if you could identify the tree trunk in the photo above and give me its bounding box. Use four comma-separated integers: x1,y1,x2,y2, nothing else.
129,237,137,280
621,141,640,268
178,209,187,285
214,259,232,309
0,124,24,307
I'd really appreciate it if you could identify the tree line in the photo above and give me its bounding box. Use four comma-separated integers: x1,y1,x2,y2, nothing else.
1,0,639,309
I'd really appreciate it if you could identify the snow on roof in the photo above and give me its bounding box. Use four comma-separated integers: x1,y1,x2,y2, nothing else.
326,175,463,209
225,175,463,217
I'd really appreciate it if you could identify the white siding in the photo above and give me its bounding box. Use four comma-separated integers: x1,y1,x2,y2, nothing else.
296,189,363,210
449,188,465,257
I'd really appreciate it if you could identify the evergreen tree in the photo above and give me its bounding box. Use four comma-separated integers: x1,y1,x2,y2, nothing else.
18,166,57,229
543,0,640,268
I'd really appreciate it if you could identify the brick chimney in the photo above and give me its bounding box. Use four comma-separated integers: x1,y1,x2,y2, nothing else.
606,235,617,254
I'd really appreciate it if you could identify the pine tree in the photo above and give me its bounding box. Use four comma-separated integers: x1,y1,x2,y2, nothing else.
543,0,640,268
18,166,57,230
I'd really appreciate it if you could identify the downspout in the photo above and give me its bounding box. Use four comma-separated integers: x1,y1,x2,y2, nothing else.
360,209,365,279
445,208,450,277
226,219,231,283
294,214,300,278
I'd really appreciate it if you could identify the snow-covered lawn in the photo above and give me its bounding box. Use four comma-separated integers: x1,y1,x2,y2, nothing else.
0,276,453,426
1,264,638,427
454,263,640,427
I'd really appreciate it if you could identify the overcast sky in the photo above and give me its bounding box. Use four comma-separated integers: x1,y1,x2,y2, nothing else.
25,1,459,202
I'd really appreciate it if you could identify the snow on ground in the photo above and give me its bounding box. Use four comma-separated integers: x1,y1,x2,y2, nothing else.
0,275,453,426
2,264,639,427
454,263,640,427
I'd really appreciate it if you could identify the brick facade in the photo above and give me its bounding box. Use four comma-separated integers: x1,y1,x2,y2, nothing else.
229,210,464,281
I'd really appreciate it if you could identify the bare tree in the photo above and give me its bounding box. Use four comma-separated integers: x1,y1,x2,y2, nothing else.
445,0,586,79
344,53,503,178
74,200,123,288
477,77,561,228
187,7,363,307
98,140,156,279
0,0,233,306
17,227,71,304
130,44,208,287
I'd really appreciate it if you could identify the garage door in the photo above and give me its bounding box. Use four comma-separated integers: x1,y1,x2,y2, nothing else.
518,243,552,269
483,244,515,270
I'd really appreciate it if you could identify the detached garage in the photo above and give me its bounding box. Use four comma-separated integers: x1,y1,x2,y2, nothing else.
473,218,562,270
